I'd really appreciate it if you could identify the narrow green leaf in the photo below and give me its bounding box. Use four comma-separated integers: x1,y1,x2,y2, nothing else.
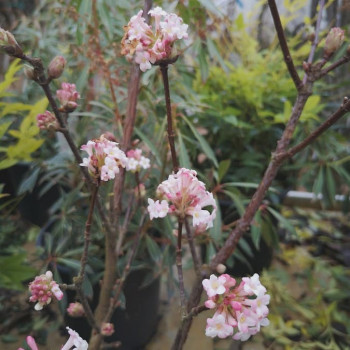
178,131,191,169
182,115,218,167
145,235,162,262
17,167,40,195
267,207,297,237
135,127,161,165
218,159,231,183
209,199,222,243
251,210,262,249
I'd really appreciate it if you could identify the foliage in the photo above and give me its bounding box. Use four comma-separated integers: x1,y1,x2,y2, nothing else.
0,59,47,170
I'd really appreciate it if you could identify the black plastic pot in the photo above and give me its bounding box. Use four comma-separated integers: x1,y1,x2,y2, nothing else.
62,268,160,350
0,163,61,226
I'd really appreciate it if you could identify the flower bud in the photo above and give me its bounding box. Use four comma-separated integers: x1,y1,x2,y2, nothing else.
36,111,58,131
47,56,66,79
24,65,35,80
101,322,115,336
216,264,226,274
324,27,345,58
0,27,22,56
67,302,85,317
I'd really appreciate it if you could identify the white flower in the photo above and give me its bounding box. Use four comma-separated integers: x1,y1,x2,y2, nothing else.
205,314,233,338
147,199,169,219
242,273,266,296
61,327,88,350
202,274,226,298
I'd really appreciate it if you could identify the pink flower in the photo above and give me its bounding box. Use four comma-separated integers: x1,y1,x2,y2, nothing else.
202,274,227,298
18,336,39,350
121,7,188,71
242,273,266,296
29,271,63,310
125,148,150,172
147,198,169,219
148,168,216,229
36,111,58,130
61,327,88,350
67,302,85,317
203,273,270,341
56,82,80,112
80,135,127,182
101,322,115,336
205,314,233,338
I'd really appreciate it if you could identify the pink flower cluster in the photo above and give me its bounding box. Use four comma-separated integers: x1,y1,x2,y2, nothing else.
36,110,58,130
80,135,128,182
28,271,63,311
67,302,85,317
121,7,188,71
125,148,150,172
203,273,270,341
56,82,80,112
18,328,88,350
148,168,216,230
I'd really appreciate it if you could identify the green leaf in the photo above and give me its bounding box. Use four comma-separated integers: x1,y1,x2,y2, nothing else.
0,254,36,290
198,0,223,18
178,131,191,169
267,207,297,237
206,37,228,71
145,235,162,262
251,210,262,249
313,166,324,196
209,199,222,243
17,167,40,195
223,189,245,216
182,115,218,167
135,127,161,166
218,159,231,183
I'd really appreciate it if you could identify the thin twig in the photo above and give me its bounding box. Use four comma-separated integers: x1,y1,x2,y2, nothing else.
306,0,325,64
176,219,187,316
104,213,147,322
317,55,350,79
184,218,202,278
268,0,302,90
74,184,100,332
160,63,179,172
182,304,207,322
283,97,350,159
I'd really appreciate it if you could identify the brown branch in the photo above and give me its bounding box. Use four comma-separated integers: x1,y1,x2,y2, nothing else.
303,0,326,84
283,97,350,159
317,55,350,79
184,218,202,278
104,213,146,323
89,3,153,349
74,184,100,333
176,219,187,316
268,0,302,90
160,63,179,172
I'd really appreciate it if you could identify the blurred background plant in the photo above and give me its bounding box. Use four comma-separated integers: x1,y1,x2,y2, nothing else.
1,0,350,348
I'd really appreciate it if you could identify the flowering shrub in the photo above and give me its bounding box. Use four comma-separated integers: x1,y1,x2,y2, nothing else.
1,1,349,349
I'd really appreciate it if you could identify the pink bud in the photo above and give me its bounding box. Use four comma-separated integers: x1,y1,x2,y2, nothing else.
101,322,115,336
48,56,66,79
67,302,85,317
26,336,39,350
36,111,58,131
0,27,18,46
324,27,345,57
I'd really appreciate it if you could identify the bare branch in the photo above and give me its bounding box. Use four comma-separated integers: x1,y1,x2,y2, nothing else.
268,0,302,90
